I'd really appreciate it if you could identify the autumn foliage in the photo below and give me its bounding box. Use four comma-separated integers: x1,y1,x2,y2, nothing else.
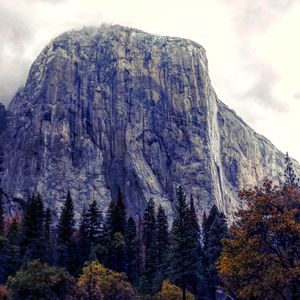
154,280,195,300
0,285,11,300
74,261,137,300
217,180,300,299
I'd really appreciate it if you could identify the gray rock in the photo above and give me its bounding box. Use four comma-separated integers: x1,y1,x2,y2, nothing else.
0,25,297,221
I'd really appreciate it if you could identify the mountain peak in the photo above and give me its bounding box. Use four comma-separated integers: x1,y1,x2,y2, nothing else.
1,26,293,221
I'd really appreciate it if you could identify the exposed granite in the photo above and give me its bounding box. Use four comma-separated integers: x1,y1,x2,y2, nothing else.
0,25,296,221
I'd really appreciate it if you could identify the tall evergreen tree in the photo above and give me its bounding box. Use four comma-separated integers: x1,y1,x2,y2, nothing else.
20,193,45,262
44,208,53,264
284,152,299,187
168,186,201,300
141,199,157,294
156,205,169,272
3,217,20,283
152,204,169,293
87,199,102,251
203,205,227,300
102,190,127,273
188,195,203,297
125,217,139,284
79,207,90,264
0,189,4,236
7,217,19,246
114,189,126,235
56,190,75,271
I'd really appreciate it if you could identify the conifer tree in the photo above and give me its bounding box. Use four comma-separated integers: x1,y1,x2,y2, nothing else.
1,217,21,283
56,190,75,271
141,199,157,293
87,199,102,250
284,152,299,187
79,207,90,264
156,204,169,272
44,208,53,264
168,186,201,300
114,189,126,235
153,204,169,293
125,217,139,284
103,190,127,273
20,193,45,262
0,189,4,236
7,217,19,246
188,195,203,297
203,205,227,300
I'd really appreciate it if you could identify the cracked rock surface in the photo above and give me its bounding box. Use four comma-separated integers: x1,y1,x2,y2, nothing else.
0,25,296,221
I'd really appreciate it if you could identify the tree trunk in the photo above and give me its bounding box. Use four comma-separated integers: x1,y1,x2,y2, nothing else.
182,280,186,300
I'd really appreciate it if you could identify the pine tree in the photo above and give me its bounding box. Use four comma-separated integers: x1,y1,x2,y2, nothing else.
188,195,203,297
56,190,75,271
153,204,169,293
141,199,157,294
203,205,227,300
284,152,299,187
125,217,139,284
79,207,90,264
0,189,4,236
114,189,126,235
156,205,169,272
20,193,45,262
7,217,19,246
102,190,127,273
168,186,201,300
6,216,21,275
87,199,102,251
44,208,53,264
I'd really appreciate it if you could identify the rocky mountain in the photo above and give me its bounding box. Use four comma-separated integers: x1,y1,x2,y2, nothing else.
0,25,296,221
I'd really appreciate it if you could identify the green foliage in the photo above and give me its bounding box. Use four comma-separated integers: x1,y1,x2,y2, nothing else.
0,218,20,284
156,205,169,271
78,208,90,264
44,208,53,264
125,217,139,284
168,186,201,298
203,205,227,298
0,190,4,237
8,260,74,300
142,199,157,293
19,193,45,262
103,191,127,272
56,191,75,271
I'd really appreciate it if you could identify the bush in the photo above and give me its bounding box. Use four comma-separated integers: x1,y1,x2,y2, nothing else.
155,280,195,300
75,261,137,300
8,260,74,300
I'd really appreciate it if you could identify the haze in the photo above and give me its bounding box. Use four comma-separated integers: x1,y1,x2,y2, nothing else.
1,0,300,161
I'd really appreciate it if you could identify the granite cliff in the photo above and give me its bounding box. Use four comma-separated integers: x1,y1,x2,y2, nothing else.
0,25,295,221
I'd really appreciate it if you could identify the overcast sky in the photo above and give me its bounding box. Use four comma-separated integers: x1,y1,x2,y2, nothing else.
1,0,300,161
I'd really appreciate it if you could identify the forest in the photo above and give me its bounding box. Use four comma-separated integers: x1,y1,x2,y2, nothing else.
0,154,299,300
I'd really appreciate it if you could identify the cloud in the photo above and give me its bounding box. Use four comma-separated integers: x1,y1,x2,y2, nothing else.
0,2,36,104
221,0,297,35
241,60,288,112
0,0,300,161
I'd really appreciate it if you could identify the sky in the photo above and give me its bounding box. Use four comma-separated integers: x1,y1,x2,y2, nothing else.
1,0,300,161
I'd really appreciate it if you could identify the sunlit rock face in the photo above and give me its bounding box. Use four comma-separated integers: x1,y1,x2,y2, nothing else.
0,25,295,221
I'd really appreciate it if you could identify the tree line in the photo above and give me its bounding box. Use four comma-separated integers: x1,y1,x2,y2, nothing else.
2,152,298,300
0,186,227,300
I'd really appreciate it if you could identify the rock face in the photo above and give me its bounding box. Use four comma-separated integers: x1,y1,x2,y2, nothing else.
0,25,296,220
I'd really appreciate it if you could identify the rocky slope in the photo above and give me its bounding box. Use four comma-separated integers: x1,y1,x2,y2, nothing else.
0,25,296,221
